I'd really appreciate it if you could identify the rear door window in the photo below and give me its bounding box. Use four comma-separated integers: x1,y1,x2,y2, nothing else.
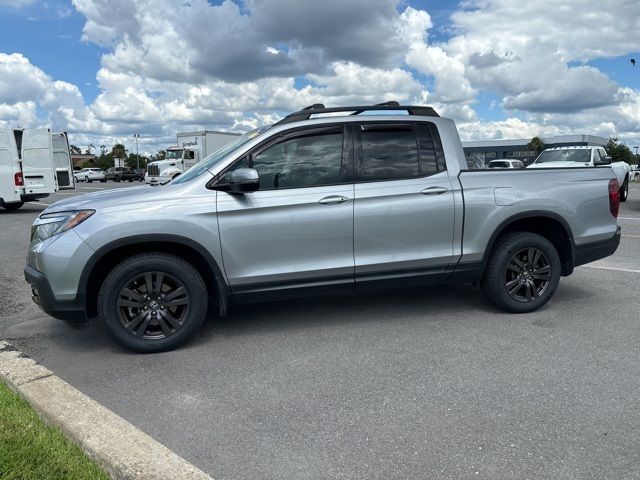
357,124,419,181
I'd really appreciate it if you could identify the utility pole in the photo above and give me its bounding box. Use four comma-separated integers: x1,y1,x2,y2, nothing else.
134,134,140,169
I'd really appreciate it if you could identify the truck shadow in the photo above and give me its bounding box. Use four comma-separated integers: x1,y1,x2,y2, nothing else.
195,283,498,343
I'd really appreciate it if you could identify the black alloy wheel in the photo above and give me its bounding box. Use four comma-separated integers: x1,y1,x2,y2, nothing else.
504,247,552,302
116,271,190,339
481,231,561,313
98,252,208,352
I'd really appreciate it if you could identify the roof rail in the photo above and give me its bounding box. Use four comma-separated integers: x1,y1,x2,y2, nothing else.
274,102,440,126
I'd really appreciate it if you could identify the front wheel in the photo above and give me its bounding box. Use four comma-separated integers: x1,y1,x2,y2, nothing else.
481,232,561,313
98,252,208,352
86,176,91,183
115,175,121,182
2,202,24,211
620,178,629,202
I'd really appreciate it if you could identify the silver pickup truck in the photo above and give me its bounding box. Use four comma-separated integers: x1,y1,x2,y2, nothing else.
25,103,621,352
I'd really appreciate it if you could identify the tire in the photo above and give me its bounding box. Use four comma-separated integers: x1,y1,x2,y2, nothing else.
129,178,133,182
98,252,208,353
2,202,24,211
101,179,107,183
481,232,561,313
619,177,629,202
115,175,121,182
86,176,92,183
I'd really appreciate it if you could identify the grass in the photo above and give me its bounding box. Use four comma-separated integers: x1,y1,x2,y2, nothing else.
0,381,109,480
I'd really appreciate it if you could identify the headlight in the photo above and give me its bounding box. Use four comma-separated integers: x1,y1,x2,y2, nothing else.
30,210,95,244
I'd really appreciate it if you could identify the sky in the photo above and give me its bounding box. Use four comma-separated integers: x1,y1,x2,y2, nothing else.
0,0,639,155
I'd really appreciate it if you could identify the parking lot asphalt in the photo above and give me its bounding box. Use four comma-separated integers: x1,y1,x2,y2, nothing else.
2,180,640,480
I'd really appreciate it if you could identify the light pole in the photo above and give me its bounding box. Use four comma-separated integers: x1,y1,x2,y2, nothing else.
134,134,140,169
634,146,638,156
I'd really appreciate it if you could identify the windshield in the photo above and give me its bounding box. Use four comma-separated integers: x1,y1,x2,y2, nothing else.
171,126,271,185
535,150,591,164
165,150,183,160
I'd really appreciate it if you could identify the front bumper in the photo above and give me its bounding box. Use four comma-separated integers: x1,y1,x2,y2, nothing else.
574,226,622,267
24,265,88,326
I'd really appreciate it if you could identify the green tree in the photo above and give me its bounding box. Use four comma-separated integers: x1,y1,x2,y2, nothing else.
605,137,635,165
155,150,166,161
126,152,148,169
85,143,95,155
69,144,82,155
111,143,127,166
527,136,545,155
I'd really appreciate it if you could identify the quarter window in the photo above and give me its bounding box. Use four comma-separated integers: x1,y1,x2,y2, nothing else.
415,124,446,175
250,128,343,190
359,124,419,181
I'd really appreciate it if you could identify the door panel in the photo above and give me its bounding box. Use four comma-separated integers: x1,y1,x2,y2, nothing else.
217,184,354,288
51,132,75,190
21,129,56,195
353,121,455,281
354,171,455,277
0,130,20,203
216,125,355,291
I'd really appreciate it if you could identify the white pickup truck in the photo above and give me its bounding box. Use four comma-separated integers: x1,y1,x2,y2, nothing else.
529,146,632,201
0,128,74,210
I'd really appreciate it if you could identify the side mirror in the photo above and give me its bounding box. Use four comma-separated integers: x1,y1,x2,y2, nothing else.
595,155,612,166
224,168,259,193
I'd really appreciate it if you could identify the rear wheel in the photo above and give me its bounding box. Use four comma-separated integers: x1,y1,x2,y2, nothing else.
86,176,91,183
98,252,208,352
2,202,24,211
115,175,121,182
620,177,629,202
481,232,561,313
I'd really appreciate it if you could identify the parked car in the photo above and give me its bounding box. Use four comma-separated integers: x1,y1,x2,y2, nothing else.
528,146,632,202
488,159,525,169
25,102,621,352
74,168,106,183
105,166,136,182
133,168,146,182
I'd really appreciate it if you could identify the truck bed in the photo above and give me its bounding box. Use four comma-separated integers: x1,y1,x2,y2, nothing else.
456,167,619,266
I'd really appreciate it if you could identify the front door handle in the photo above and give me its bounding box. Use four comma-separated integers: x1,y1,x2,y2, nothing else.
318,195,350,205
421,186,449,195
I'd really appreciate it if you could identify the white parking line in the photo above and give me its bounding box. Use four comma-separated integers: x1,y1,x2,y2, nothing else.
27,201,50,207
77,186,108,190
622,234,640,238
619,217,640,221
582,265,640,274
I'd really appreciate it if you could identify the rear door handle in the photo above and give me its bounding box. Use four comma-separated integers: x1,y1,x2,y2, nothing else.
421,186,449,195
318,195,350,205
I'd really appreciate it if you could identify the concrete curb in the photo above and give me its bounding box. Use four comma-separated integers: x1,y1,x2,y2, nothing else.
0,341,213,480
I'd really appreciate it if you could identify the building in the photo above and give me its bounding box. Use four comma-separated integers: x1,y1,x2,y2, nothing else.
70,153,97,168
462,134,608,166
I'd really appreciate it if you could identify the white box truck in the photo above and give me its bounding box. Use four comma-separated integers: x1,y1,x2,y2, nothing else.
146,130,240,185
0,128,74,210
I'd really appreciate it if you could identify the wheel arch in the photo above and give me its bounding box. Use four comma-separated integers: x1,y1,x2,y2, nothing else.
481,211,575,277
79,234,229,318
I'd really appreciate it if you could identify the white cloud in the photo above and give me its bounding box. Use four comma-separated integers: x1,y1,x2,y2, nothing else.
2,0,640,152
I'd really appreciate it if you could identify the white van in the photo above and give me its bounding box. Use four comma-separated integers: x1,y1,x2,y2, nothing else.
0,128,74,210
